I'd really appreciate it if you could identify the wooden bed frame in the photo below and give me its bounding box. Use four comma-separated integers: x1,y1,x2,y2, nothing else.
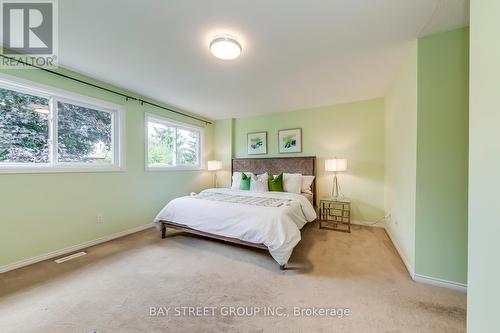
159,156,317,270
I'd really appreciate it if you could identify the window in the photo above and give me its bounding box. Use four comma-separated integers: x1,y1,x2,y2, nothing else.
0,76,123,173
56,101,113,164
0,88,50,164
146,114,203,170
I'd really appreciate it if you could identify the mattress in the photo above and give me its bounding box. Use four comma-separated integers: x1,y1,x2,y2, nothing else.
300,192,314,205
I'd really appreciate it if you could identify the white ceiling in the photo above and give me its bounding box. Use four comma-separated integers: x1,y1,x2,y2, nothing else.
59,0,469,120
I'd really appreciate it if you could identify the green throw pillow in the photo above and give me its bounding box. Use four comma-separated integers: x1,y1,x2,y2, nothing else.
240,173,251,190
268,173,284,192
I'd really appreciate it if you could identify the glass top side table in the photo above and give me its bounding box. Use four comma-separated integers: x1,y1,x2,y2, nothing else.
319,197,351,233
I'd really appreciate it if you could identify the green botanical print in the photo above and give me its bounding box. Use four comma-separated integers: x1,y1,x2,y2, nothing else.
282,134,296,149
250,137,263,149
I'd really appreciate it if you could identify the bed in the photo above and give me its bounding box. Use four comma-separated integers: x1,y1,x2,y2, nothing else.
154,156,317,270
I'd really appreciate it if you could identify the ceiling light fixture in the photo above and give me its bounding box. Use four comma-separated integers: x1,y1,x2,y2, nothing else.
210,35,242,60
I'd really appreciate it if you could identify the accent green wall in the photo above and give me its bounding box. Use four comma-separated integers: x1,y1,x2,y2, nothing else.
225,98,386,222
468,1,500,331
0,67,214,268
384,28,469,286
415,27,469,284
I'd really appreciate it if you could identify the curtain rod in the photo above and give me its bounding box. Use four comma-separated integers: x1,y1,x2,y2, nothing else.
0,54,212,125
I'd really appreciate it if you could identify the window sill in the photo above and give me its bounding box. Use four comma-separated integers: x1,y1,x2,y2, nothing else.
146,165,203,172
0,165,125,175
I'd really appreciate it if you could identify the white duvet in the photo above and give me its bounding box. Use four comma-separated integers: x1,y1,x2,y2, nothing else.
154,188,317,265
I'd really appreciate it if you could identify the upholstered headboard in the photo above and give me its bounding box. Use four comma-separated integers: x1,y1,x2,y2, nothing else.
231,156,317,206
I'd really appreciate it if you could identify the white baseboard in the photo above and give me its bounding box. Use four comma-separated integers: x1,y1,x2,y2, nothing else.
384,226,467,293
414,274,467,293
0,223,154,274
384,225,415,278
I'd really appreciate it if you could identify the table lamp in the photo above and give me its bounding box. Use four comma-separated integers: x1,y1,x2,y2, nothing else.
325,158,347,199
207,160,222,187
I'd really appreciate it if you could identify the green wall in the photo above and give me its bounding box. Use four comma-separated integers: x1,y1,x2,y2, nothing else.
384,28,469,286
384,40,418,273
415,28,469,284
0,67,214,268
468,1,500,331
223,98,386,222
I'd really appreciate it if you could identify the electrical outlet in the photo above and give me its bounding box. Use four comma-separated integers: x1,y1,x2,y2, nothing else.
387,213,397,226
96,214,104,224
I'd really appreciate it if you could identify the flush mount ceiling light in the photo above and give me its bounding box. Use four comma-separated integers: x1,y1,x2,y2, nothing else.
210,35,242,60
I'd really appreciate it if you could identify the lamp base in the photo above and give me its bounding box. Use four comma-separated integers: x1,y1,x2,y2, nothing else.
332,173,344,200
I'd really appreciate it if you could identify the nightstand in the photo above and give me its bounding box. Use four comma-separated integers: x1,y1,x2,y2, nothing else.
319,197,351,233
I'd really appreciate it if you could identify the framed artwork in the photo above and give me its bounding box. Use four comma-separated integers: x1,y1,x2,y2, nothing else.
247,131,267,155
278,128,302,153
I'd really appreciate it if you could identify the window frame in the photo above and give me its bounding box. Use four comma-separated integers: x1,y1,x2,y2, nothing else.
0,73,125,174
145,113,204,171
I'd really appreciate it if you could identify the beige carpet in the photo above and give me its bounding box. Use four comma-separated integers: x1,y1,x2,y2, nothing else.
0,223,466,333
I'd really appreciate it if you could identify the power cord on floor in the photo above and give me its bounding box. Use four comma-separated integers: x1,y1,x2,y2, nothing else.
355,214,392,226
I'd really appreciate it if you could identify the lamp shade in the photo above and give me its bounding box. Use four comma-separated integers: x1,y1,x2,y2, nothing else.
207,160,222,171
325,158,347,172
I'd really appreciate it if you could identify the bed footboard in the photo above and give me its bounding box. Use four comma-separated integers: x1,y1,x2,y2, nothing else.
159,221,267,249
159,221,287,270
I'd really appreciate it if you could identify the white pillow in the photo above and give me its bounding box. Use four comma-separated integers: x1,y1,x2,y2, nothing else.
301,175,315,194
282,173,302,194
250,173,269,192
231,172,254,190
